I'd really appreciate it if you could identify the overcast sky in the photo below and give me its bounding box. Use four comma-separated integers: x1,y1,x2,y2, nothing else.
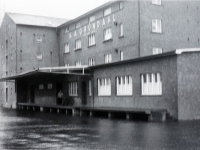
0,0,111,24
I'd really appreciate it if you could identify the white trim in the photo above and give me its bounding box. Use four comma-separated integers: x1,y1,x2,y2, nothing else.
175,48,200,54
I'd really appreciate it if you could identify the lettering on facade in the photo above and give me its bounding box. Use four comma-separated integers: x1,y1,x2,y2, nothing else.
68,14,116,39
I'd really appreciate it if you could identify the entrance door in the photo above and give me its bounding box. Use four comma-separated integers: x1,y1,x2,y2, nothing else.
81,82,87,105
30,85,35,103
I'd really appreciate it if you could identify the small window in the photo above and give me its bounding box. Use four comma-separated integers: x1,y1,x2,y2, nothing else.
120,51,124,60
119,2,123,9
75,22,81,29
75,39,81,50
104,54,112,63
88,58,95,66
89,80,92,96
88,34,95,46
1,43,3,50
89,16,95,23
153,48,163,55
36,37,42,43
39,84,44,90
65,63,70,67
104,7,111,16
119,23,124,37
116,76,132,96
152,0,162,5
47,83,53,90
98,78,111,96
69,82,78,96
104,28,112,41
75,61,81,67
152,19,162,33
65,27,69,33
141,73,162,95
65,43,69,53
37,54,43,60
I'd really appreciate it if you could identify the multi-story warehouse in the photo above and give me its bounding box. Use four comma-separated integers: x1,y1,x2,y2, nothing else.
1,0,200,121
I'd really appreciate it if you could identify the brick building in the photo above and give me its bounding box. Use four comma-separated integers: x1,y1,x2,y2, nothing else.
1,0,200,120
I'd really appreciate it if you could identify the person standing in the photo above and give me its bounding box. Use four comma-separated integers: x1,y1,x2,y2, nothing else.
57,90,63,105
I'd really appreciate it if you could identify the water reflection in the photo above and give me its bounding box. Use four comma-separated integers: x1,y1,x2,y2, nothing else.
0,108,199,149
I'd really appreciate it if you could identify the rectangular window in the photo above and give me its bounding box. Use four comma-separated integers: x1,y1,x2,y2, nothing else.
47,83,53,90
65,43,69,53
75,61,81,67
104,28,112,41
119,2,123,9
39,84,44,90
141,73,162,95
75,39,81,50
152,19,162,33
65,63,70,67
89,16,95,23
88,34,95,46
153,48,163,55
65,27,69,33
152,0,162,5
116,76,132,96
119,23,124,37
120,51,124,61
75,22,81,29
98,78,111,96
88,58,95,66
104,54,112,63
104,7,111,16
89,80,92,96
69,82,78,96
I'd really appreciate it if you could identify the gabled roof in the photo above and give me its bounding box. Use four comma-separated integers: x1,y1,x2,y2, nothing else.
6,12,69,28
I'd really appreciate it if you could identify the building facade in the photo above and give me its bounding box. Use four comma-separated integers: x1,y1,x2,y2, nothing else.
1,0,200,120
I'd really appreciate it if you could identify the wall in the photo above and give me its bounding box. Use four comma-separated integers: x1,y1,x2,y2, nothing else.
93,55,178,119
177,52,200,120
140,0,200,56
59,1,139,66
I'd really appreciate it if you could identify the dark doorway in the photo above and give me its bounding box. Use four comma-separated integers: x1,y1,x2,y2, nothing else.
81,82,87,105
30,85,35,103
56,83,62,105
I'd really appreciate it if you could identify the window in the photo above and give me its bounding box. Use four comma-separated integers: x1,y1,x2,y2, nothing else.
152,19,162,33
65,63,70,67
153,48,163,55
120,51,124,60
119,2,123,9
39,84,44,90
141,73,162,95
104,54,112,63
89,16,95,23
75,22,81,29
88,34,95,46
98,78,111,96
75,61,81,66
119,23,124,37
116,76,132,96
89,80,92,96
65,27,69,33
104,28,112,41
104,7,111,16
152,0,161,5
36,37,42,43
65,43,69,53
1,43,3,50
75,39,81,50
88,58,95,66
69,82,78,96
47,83,53,90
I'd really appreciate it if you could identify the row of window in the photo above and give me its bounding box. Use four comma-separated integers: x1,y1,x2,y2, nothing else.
65,2,124,33
69,73,162,97
64,24,124,53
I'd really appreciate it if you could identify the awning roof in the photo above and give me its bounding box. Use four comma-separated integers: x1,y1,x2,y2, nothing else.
0,66,91,81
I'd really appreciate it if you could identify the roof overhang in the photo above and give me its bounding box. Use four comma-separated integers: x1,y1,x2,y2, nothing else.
0,66,91,81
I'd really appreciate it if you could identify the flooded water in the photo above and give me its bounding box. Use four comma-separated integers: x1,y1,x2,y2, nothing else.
0,108,199,150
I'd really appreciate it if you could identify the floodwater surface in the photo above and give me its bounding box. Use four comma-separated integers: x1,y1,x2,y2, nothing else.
0,108,199,150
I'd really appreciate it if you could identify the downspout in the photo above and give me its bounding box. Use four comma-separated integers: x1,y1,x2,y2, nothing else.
138,0,141,57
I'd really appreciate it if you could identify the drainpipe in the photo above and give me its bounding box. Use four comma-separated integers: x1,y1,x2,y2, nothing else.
138,0,141,57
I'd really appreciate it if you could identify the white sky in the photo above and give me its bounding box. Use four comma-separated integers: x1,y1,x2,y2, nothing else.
0,0,111,24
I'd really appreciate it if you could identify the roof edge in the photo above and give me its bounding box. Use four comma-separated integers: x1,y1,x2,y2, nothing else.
175,48,200,54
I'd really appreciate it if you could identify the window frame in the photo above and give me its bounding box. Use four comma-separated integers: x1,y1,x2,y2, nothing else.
89,15,95,23
152,47,163,55
104,7,112,16
75,38,82,50
104,54,112,64
97,78,111,96
116,75,133,96
64,43,69,53
103,27,112,41
152,19,162,33
119,23,124,37
88,33,96,47
88,58,95,66
69,82,78,96
152,0,162,5
89,80,92,96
